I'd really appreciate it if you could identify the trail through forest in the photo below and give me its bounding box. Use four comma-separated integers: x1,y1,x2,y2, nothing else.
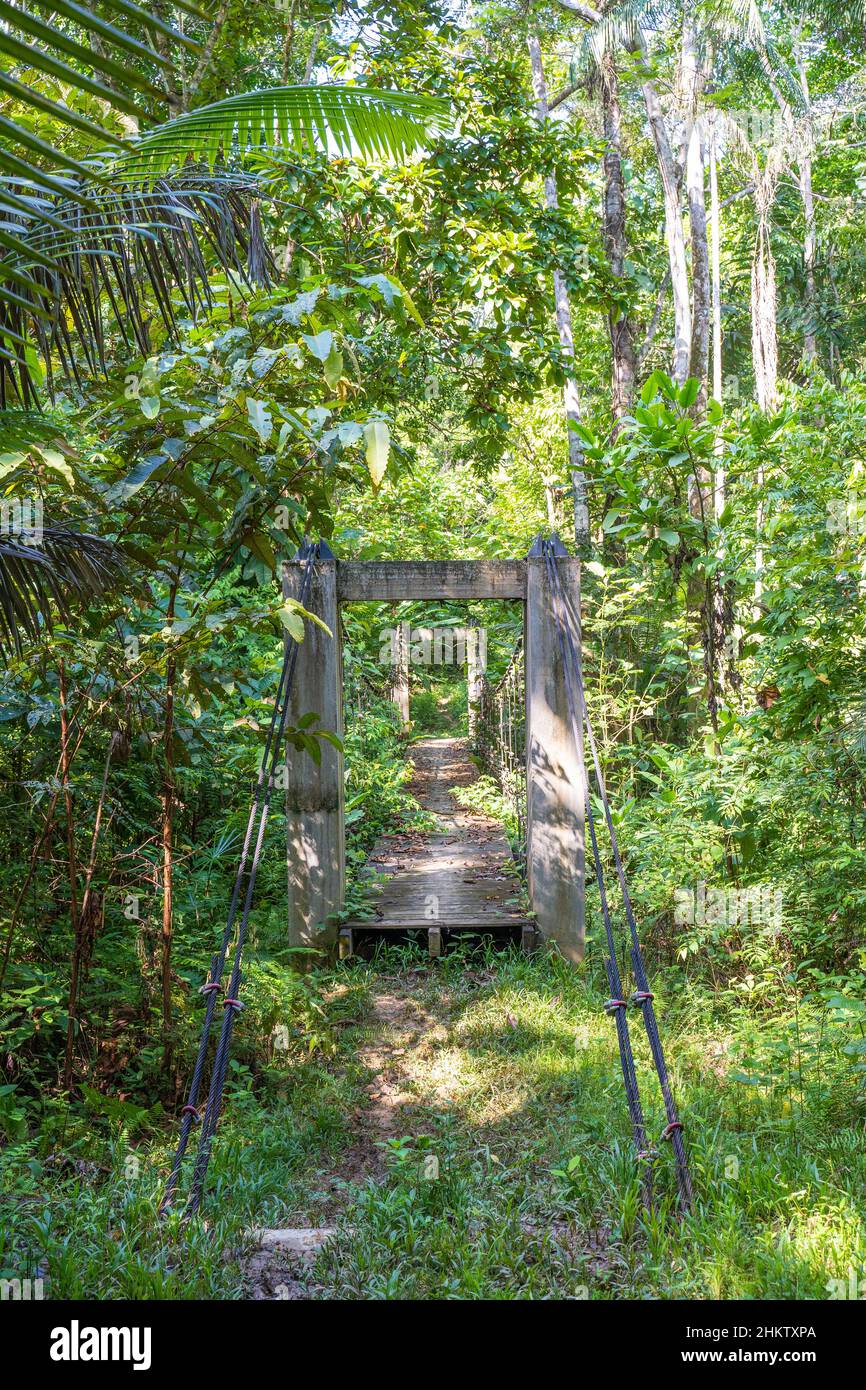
4,0,866,1321
227,734,866,1302
245,975,450,1298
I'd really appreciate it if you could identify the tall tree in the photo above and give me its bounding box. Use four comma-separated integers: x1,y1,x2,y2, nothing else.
528,34,590,547
599,46,638,418
554,0,697,384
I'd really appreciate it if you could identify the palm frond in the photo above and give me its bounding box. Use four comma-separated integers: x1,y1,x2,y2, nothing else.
0,0,209,374
0,526,124,660
0,77,448,402
0,170,270,404
0,1,447,401
565,0,675,78
0,0,197,150
117,85,451,177
701,0,767,44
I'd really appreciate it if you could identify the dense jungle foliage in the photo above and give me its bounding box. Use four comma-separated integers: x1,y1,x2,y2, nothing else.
1,0,866,1302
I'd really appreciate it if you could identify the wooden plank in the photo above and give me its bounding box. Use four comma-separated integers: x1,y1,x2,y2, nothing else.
344,917,532,931
346,737,526,935
337,559,526,603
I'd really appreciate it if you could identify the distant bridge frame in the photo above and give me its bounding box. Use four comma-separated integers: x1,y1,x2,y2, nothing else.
282,546,585,962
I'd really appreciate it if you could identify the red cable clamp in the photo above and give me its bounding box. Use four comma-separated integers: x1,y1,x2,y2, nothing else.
181,1105,199,1120
200,981,221,995
223,997,244,1012
630,990,654,1006
604,998,627,1014
660,1121,684,1142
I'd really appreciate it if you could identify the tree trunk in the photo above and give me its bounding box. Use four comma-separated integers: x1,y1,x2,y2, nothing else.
281,0,298,83
527,34,589,549
685,120,712,522
552,0,692,382
799,155,817,362
391,619,410,730
751,219,778,415
751,200,777,624
60,660,81,1092
161,650,175,1072
641,75,692,383
758,30,816,369
794,38,818,364
686,123,710,394
709,115,725,517
600,49,636,421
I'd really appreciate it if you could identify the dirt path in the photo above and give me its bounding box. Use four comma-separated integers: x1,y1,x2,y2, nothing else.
244,740,526,1297
244,974,457,1299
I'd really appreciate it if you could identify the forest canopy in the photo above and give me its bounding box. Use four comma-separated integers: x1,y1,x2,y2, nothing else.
1,0,866,1308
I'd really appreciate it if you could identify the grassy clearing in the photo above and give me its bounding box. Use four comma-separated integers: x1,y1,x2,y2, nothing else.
6,939,861,1299
310,944,866,1300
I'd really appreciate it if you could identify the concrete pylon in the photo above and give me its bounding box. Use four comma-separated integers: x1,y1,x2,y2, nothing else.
282,547,344,960
524,535,585,962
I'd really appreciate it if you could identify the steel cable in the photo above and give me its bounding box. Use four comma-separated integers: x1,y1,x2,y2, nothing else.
543,538,692,1212
161,540,318,1216
540,542,651,1197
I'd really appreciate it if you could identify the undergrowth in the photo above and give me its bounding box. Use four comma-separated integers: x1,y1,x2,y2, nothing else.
3,939,864,1299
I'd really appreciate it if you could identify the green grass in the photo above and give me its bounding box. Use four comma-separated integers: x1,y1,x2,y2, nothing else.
4,940,863,1299
311,944,866,1299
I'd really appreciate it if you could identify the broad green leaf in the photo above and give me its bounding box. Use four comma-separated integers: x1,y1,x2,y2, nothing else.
363,420,390,490
279,606,305,641
105,453,167,503
242,530,276,569
302,330,334,363
323,345,344,390
34,446,75,488
246,397,273,444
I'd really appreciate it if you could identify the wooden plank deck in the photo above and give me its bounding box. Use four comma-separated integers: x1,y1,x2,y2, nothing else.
344,737,529,939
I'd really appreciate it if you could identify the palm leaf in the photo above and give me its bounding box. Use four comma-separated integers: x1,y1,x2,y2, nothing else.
0,170,271,403
0,0,171,86
0,79,448,402
0,526,124,660
0,2,447,403
118,86,451,176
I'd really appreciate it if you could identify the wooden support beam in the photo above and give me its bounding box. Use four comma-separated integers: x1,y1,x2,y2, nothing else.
342,916,530,932
337,560,526,603
283,555,345,961
391,619,410,730
524,551,585,962
467,625,485,740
